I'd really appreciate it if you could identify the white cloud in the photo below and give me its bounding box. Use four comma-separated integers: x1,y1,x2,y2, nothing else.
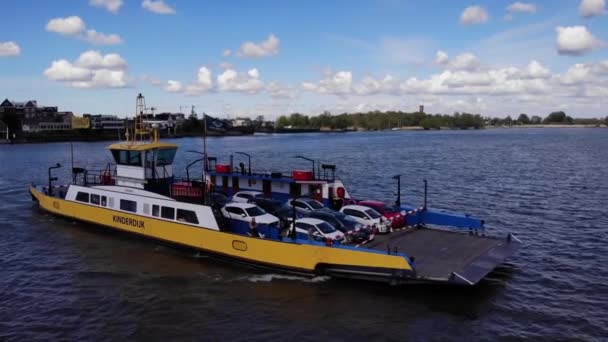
560,64,592,85
141,74,162,85
46,16,122,45
44,50,129,88
83,29,123,45
223,49,232,57
448,53,480,71
353,75,399,95
219,62,233,69
182,66,214,95
217,68,264,93
46,16,86,36
579,0,606,18
142,0,176,15
0,41,20,57
507,2,537,13
89,0,123,13
237,34,280,58
75,50,127,69
556,26,603,56
435,51,449,65
165,80,183,92
301,70,353,95
525,60,551,79
267,81,297,98
460,6,489,25
44,60,93,81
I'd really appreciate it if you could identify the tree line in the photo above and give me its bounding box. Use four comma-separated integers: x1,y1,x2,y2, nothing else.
275,111,608,130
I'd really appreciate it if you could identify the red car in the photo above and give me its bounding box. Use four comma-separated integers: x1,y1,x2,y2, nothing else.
357,200,406,229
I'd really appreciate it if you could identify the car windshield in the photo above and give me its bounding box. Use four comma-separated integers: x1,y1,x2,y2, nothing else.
339,215,359,230
245,206,266,216
365,208,382,219
317,222,337,234
306,199,324,209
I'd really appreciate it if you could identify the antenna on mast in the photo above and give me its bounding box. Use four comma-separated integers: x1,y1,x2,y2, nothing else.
135,93,150,142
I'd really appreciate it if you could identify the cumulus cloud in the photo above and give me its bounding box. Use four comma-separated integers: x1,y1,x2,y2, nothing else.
237,34,280,58
301,71,353,95
223,49,232,57
556,26,603,56
267,81,297,98
217,68,264,93
83,29,123,45
460,6,489,25
89,0,123,13
560,64,592,85
75,50,127,69
45,16,122,45
353,75,399,95
142,0,176,15
165,80,183,92
44,50,129,88
435,51,449,65
524,60,551,79
45,16,86,36
448,53,480,71
507,2,537,13
0,41,20,57
182,66,214,95
579,0,606,17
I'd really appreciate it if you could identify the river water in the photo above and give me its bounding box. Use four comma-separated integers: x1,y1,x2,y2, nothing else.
1,128,607,341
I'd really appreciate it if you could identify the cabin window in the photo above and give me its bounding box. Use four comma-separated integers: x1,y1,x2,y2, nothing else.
177,209,199,224
112,150,142,166
161,206,175,220
143,203,150,215
152,205,160,217
156,148,177,166
120,199,137,213
90,194,100,205
101,196,107,206
75,192,89,203
108,197,114,208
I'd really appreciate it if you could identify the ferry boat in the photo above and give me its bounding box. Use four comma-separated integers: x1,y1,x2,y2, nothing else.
29,94,521,286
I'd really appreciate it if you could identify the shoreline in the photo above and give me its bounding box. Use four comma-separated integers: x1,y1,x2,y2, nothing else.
1,124,606,144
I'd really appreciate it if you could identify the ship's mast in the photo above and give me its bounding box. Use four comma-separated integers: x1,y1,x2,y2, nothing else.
135,93,150,143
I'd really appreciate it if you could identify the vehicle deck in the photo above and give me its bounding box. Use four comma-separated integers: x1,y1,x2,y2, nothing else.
363,227,519,284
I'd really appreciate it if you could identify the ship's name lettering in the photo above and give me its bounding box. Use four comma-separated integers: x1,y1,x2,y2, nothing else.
113,215,145,229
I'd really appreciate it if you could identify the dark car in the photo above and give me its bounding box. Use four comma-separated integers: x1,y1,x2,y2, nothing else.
209,191,230,209
248,197,284,215
307,209,372,244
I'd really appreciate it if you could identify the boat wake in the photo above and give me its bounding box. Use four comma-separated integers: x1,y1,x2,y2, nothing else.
245,273,331,283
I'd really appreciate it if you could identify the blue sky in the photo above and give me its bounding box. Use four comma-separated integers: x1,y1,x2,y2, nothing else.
1,0,607,118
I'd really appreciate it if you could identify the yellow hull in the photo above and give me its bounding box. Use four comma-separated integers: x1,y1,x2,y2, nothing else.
31,187,413,279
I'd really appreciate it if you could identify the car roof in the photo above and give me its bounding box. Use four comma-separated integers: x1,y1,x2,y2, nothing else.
342,204,372,211
297,197,318,203
226,202,257,209
297,217,325,225
236,190,263,195
358,200,384,206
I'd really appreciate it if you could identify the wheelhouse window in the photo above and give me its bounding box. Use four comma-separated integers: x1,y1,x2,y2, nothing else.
90,194,100,205
177,209,199,224
120,199,137,212
75,192,89,203
161,206,175,220
156,148,177,166
112,150,143,167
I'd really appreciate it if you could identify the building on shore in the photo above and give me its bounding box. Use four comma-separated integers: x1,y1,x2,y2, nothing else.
1,98,79,132
84,114,126,130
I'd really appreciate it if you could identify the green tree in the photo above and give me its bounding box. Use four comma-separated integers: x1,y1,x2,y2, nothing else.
276,115,289,128
517,113,530,125
530,115,542,124
544,111,570,124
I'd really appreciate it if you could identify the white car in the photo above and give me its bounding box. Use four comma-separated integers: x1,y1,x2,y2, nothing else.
291,217,344,242
340,205,390,234
231,190,265,203
221,202,279,225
